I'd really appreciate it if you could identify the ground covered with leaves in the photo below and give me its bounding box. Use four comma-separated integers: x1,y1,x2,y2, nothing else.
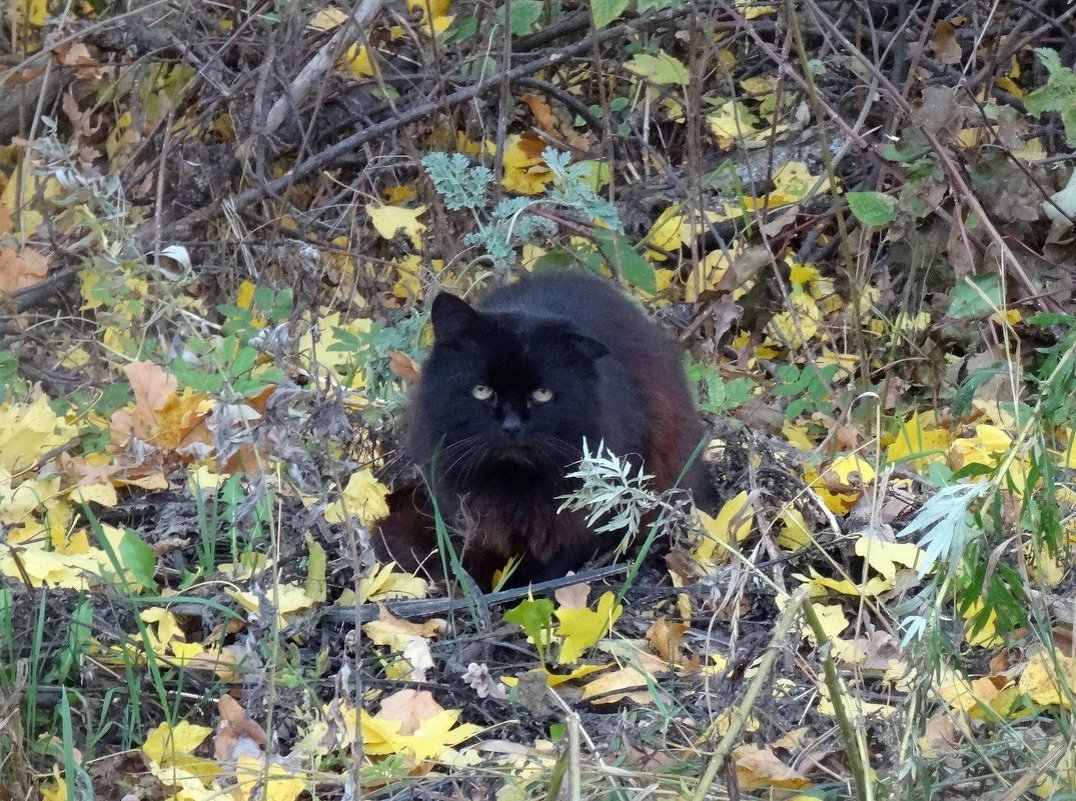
3,0,1076,798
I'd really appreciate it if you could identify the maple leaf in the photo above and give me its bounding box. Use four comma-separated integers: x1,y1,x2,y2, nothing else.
0,246,47,295
142,720,215,781
355,561,428,603
371,689,481,761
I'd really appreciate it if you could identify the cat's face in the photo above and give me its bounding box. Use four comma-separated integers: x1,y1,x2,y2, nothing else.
410,293,608,488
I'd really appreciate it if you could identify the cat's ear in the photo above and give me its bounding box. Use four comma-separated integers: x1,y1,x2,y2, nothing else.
431,293,482,342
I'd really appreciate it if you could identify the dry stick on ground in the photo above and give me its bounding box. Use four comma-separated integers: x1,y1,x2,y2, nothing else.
262,0,385,139
134,6,686,248
320,564,629,624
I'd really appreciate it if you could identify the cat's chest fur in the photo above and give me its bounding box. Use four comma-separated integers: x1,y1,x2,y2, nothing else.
387,270,708,588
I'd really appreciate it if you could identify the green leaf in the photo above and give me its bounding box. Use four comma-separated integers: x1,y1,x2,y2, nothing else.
1033,46,1063,76
623,51,690,85
532,250,578,271
507,0,544,35
1025,48,1076,145
170,357,224,393
592,230,656,293
637,0,680,11
590,0,629,28
504,597,555,651
117,528,158,591
845,191,898,226
946,274,1002,320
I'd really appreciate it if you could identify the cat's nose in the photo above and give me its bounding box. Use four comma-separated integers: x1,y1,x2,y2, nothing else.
501,410,523,436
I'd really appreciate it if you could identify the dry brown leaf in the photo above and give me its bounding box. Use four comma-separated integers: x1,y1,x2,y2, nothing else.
0,246,48,295
734,744,811,790
126,360,178,415
521,93,558,134
376,688,442,735
388,349,421,381
553,581,589,609
54,42,102,80
920,712,961,757
214,693,267,761
930,21,962,65
646,616,688,666
517,133,546,159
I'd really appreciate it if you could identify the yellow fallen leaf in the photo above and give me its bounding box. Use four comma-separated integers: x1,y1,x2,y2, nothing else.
501,662,609,688
0,396,79,473
764,292,821,350
776,507,811,550
234,756,305,801
142,720,214,766
363,605,443,651
769,160,832,202
372,689,481,760
808,602,847,640
324,468,390,527
580,666,653,704
229,582,316,625
502,134,552,195
887,413,951,472
816,685,895,721
734,0,775,19
694,491,754,564
935,667,998,715
706,100,762,148
308,6,347,29
343,43,375,78
366,204,427,247
960,596,1002,647
555,591,622,664
358,561,428,603
1019,648,1076,708
797,567,892,598
0,472,61,524
854,534,926,580
404,710,482,760
69,481,118,507
142,607,185,649
781,420,816,451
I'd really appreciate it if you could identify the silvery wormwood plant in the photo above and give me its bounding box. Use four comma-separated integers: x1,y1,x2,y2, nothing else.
421,148,620,265
557,439,691,557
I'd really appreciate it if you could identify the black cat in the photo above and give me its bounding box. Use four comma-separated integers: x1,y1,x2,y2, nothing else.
376,270,708,588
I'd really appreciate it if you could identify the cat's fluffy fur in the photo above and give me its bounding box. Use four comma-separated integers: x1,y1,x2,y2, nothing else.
376,271,707,588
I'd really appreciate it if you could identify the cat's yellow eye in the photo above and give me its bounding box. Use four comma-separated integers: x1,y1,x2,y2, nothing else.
472,384,495,401
530,388,554,403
